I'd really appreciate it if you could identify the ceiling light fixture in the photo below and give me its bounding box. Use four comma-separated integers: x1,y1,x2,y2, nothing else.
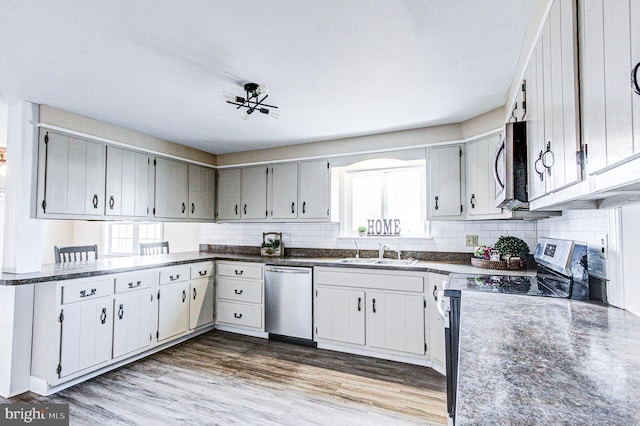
220,82,280,120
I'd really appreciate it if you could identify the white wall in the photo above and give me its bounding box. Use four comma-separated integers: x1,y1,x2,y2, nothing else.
164,222,201,253
200,220,537,254
40,220,74,264
536,209,609,247
621,204,640,316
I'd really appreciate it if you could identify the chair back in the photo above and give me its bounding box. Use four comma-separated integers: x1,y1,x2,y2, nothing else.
54,245,98,263
140,241,170,255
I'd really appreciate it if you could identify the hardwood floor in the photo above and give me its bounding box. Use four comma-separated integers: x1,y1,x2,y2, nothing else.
3,330,447,425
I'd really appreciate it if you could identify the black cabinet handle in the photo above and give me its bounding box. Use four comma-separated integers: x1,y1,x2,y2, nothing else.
357,297,361,312
234,289,243,295
433,285,438,301
535,151,545,181
128,281,142,289
235,270,243,275
302,201,306,214
291,202,295,214
191,203,195,214
182,290,186,303
234,313,243,319
80,288,97,298
169,274,180,281
235,204,238,216
198,270,207,276
632,62,640,95
542,141,554,171
193,288,197,300
372,298,377,313
92,194,99,209
109,196,115,209
434,196,439,210
100,307,107,324
118,304,124,320
244,204,247,215
470,194,476,209
182,202,186,214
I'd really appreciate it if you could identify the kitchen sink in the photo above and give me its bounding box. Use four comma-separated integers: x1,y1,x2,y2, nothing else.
338,258,419,266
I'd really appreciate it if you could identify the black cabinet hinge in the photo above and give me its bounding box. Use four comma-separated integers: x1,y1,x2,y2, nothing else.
425,343,428,352
156,330,159,339
424,300,427,308
41,200,47,212
58,310,64,323
152,207,156,215
315,326,318,334
56,363,62,376
460,204,463,213
150,333,152,342
44,132,49,144
147,157,150,165
266,167,269,175
459,148,462,158
153,158,157,166
157,290,160,300
147,207,149,214
327,162,330,169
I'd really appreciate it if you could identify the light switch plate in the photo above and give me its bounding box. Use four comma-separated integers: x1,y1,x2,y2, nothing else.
598,233,608,259
465,235,478,247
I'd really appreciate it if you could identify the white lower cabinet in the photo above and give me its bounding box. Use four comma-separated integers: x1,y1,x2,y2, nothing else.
314,267,429,360
157,281,190,341
113,290,155,359
366,292,425,355
315,288,365,345
215,261,265,333
428,273,447,372
189,262,215,330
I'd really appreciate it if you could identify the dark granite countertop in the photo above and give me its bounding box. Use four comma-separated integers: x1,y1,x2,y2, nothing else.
455,291,640,425
0,251,534,285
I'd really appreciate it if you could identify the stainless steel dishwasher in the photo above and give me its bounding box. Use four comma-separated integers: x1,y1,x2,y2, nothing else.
264,265,314,344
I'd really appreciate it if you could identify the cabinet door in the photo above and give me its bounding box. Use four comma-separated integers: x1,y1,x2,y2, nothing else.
428,275,447,370
466,134,502,217
428,146,462,218
315,288,365,345
106,148,148,217
154,157,188,219
157,282,190,341
188,165,216,220
366,292,425,355
189,278,215,330
113,290,155,358
217,168,241,220
58,298,113,378
299,160,330,219
527,42,548,200
270,163,299,219
40,132,105,216
240,166,268,219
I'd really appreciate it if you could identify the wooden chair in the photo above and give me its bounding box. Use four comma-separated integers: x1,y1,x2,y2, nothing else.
140,241,170,255
54,245,98,263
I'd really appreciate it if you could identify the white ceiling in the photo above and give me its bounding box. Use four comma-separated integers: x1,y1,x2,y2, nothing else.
0,0,536,154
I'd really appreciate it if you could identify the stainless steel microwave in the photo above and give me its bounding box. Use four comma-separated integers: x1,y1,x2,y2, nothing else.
494,121,528,210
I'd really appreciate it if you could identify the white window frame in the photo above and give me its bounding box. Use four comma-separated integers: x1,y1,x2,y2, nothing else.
104,222,164,256
338,158,427,237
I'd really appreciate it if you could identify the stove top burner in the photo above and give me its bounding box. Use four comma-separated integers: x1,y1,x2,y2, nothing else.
461,274,570,298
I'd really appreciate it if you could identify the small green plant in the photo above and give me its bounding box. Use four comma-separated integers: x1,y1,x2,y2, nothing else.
261,238,281,249
493,236,529,258
357,226,367,233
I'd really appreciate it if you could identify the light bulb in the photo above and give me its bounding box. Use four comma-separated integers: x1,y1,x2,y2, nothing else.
220,91,236,102
256,84,268,95
268,110,280,119
240,110,250,120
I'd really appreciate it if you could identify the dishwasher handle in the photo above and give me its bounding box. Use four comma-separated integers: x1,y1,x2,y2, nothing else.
265,267,311,274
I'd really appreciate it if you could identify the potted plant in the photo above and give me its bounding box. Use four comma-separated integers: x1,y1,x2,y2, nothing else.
493,236,530,261
357,226,367,237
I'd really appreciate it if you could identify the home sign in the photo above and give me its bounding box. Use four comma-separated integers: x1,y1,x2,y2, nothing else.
367,219,401,235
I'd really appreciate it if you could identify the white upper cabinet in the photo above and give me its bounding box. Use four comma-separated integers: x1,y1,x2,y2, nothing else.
580,0,640,174
216,168,242,220
465,133,505,218
105,147,149,218
188,165,216,220
37,130,106,217
153,157,188,219
240,166,269,219
427,145,463,219
270,162,299,219
526,42,548,201
298,159,330,220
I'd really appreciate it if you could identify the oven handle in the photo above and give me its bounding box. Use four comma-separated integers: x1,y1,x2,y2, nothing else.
493,138,505,190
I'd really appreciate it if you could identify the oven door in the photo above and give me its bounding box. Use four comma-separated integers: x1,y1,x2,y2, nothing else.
440,290,460,425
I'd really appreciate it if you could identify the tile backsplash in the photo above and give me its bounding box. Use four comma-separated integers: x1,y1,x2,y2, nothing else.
200,220,538,254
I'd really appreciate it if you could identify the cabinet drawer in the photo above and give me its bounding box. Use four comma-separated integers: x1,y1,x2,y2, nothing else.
216,301,262,329
159,265,190,285
315,268,425,292
114,270,158,293
61,279,113,304
190,262,214,280
217,262,263,280
217,278,262,304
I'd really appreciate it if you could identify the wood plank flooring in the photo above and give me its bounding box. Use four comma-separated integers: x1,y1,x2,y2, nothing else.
3,330,447,425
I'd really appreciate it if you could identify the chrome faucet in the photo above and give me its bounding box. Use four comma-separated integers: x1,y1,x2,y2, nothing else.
378,242,390,259
352,240,360,258
397,249,402,260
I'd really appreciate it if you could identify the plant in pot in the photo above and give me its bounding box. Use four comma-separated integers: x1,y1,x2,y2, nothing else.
493,236,530,261
261,238,281,256
357,226,367,237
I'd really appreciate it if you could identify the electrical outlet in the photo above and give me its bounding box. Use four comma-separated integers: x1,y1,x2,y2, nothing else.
465,235,478,247
598,233,608,259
